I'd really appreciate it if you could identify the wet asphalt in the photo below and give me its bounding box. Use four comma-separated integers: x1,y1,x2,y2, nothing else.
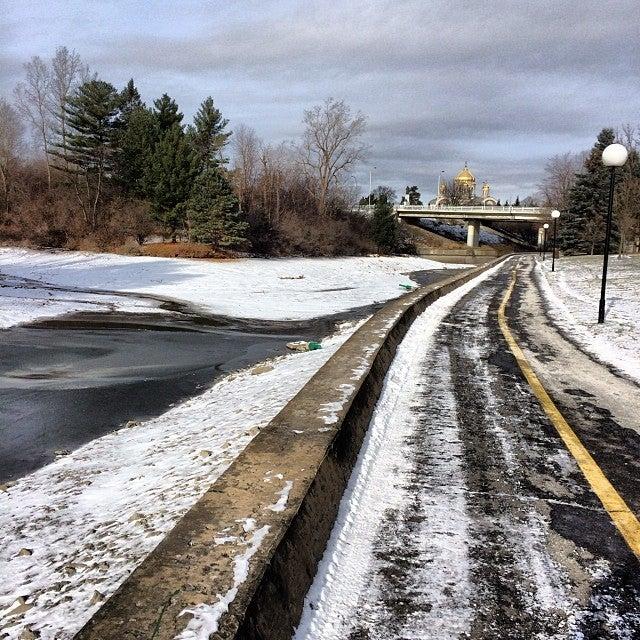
336,257,640,639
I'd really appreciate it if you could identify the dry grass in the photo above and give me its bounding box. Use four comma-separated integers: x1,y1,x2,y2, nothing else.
133,242,236,259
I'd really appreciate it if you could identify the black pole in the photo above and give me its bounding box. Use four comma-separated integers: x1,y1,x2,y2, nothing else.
598,167,616,323
542,228,547,261
552,218,558,272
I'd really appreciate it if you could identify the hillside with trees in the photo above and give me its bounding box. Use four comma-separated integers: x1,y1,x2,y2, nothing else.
0,47,381,257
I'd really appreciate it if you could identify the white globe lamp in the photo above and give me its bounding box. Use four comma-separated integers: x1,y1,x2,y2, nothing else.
602,143,629,167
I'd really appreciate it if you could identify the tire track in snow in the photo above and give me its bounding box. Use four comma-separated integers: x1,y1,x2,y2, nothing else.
295,262,506,640
296,262,640,640
444,277,573,638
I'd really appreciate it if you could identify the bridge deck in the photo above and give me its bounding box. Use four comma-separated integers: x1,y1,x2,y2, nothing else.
396,204,550,222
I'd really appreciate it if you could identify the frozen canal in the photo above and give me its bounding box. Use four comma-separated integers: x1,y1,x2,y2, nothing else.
0,304,338,481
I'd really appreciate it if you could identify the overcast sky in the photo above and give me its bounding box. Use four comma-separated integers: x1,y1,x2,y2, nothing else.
2,0,639,201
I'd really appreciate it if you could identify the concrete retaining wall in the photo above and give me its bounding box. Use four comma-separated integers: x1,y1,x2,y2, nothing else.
75,256,507,640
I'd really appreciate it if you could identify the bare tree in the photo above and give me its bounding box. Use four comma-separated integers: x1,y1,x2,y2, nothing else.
232,124,260,213
48,46,87,172
440,179,468,205
0,99,24,217
300,98,367,216
537,152,585,210
258,142,291,225
14,56,52,187
616,124,640,254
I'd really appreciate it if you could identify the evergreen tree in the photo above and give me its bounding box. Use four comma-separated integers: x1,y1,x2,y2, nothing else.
187,167,248,248
360,185,395,207
152,93,183,133
371,193,398,252
187,96,231,169
111,79,156,197
52,79,120,228
401,185,422,205
113,106,157,197
560,128,619,255
118,79,143,119
143,123,198,238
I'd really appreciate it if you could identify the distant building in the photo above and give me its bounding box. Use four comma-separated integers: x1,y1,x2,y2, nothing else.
431,163,498,206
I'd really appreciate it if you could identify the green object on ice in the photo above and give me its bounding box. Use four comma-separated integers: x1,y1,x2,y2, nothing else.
399,283,414,291
308,341,322,351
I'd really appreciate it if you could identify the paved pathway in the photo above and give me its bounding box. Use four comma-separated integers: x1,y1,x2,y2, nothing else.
296,257,640,640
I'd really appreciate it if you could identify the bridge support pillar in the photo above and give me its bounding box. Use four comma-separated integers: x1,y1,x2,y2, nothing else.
466,220,481,248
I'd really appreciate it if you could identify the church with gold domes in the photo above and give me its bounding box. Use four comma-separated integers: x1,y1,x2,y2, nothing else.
430,163,498,206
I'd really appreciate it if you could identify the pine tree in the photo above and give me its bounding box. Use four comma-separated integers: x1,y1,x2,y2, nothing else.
152,93,183,133
52,79,120,228
112,80,156,197
187,97,231,169
118,79,143,119
559,128,619,255
406,185,422,205
113,106,157,197
187,167,248,248
371,194,398,252
143,124,198,239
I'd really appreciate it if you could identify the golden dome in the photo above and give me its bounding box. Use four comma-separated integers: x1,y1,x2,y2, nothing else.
455,163,475,183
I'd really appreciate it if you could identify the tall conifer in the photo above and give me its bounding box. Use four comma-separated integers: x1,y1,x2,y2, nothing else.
187,167,248,248
560,129,619,255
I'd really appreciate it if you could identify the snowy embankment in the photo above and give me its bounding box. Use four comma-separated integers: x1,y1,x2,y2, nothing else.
537,255,640,383
0,248,465,328
0,247,466,639
0,321,365,639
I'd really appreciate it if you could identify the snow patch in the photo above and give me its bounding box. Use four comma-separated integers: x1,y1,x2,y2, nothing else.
176,524,270,639
536,256,640,383
0,248,466,328
267,481,293,513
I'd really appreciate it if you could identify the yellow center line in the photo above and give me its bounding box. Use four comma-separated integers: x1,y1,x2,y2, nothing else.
498,265,640,560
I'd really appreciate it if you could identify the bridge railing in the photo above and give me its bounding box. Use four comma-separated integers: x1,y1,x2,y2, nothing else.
396,204,547,215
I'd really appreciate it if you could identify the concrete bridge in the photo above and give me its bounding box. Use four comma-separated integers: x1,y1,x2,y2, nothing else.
354,204,551,248
397,204,550,247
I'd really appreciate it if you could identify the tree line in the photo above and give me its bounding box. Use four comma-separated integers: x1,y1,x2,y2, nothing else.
538,127,640,255
0,46,389,256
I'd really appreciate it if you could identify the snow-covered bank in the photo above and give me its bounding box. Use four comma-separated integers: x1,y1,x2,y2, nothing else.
0,321,362,640
537,255,640,383
0,248,466,328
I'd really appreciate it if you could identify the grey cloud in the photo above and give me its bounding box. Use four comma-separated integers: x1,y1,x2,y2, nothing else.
3,0,639,199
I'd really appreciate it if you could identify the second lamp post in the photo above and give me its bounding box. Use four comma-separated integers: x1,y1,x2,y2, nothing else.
598,143,629,323
551,210,560,272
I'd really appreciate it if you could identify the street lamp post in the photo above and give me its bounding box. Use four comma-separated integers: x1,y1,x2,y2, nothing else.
542,223,549,261
598,143,629,324
551,210,560,272
368,166,376,208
